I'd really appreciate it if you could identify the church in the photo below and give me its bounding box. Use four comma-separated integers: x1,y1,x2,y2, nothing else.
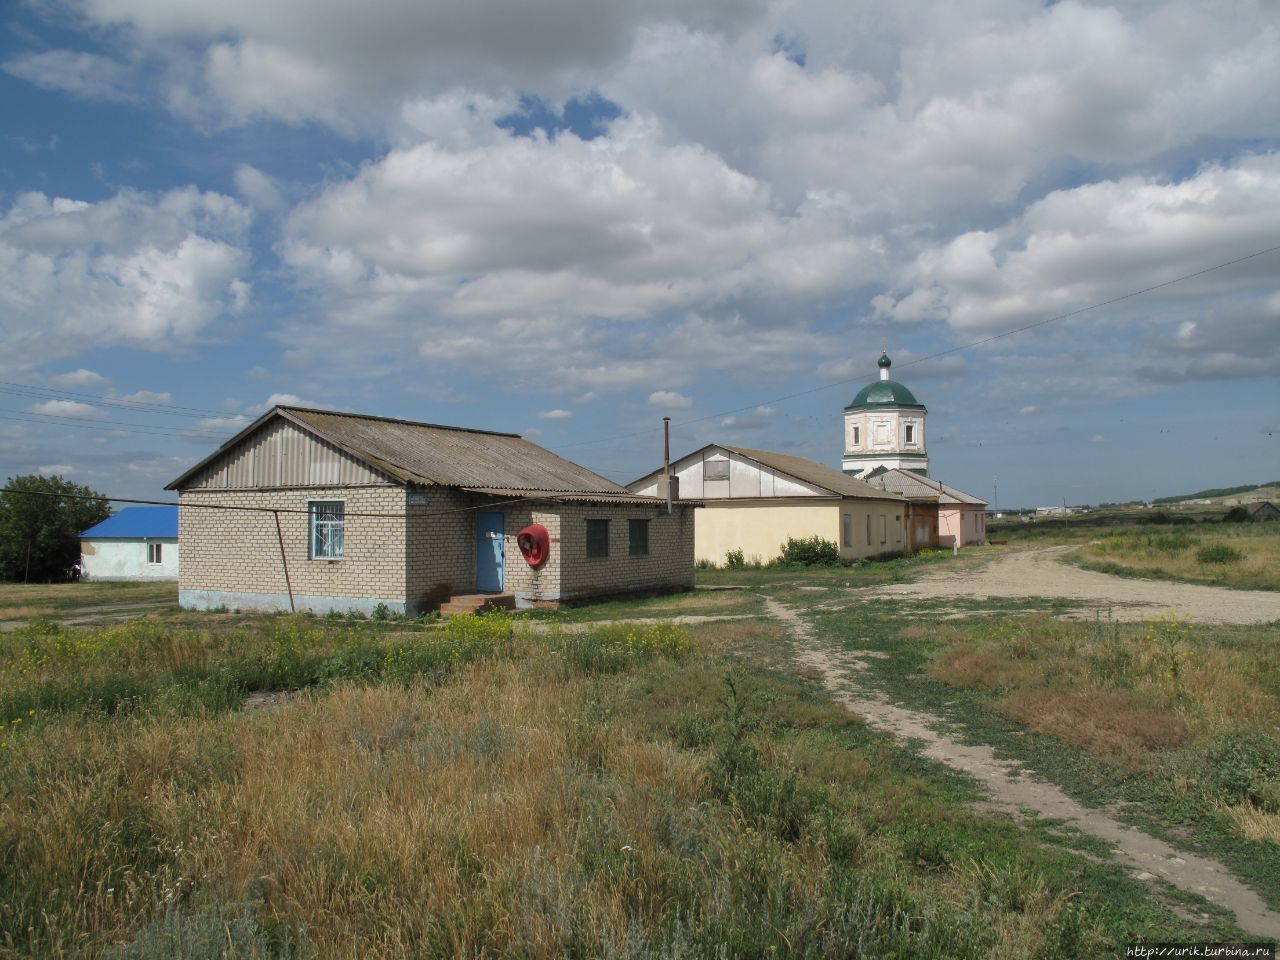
626,348,987,564
843,351,988,548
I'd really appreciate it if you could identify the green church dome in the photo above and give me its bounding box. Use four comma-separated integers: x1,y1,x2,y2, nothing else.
845,379,924,410
844,353,926,410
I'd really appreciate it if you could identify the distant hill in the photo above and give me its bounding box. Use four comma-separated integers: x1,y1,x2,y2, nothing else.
1153,481,1280,505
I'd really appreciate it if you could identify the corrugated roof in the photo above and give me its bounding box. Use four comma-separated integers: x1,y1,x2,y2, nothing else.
169,406,649,499
467,487,687,506
81,506,177,539
865,468,987,506
718,445,902,501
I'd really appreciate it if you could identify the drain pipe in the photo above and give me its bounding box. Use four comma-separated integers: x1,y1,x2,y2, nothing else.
663,416,672,515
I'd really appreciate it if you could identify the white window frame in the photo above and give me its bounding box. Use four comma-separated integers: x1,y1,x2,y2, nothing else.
310,500,345,560
147,542,162,565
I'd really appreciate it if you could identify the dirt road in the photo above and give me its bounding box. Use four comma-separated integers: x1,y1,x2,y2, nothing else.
876,545,1280,624
765,595,1280,940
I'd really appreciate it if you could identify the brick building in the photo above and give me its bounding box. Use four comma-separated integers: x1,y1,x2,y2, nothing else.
167,406,695,615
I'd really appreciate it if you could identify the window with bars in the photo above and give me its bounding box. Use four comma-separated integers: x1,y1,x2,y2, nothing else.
310,501,345,559
586,519,609,558
629,519,649,556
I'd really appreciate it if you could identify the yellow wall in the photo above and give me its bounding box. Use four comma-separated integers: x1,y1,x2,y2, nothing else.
695,498,907,565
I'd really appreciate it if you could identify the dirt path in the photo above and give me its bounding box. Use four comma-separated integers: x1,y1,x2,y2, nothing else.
763,595,1280,940
0,598,175,632
874,545,1280,624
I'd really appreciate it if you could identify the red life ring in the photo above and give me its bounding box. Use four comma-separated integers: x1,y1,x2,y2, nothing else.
516,524,550,567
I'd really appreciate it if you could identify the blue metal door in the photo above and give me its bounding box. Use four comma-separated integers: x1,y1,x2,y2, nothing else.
476,512,504,591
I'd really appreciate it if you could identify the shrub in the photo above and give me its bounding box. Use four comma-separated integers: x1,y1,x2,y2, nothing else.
724,548,746,569
778,536,843,567
1222,506,1252,523
1196,544,1243,564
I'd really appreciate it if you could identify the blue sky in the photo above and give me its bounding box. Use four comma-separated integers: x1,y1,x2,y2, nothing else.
1,0,1277,509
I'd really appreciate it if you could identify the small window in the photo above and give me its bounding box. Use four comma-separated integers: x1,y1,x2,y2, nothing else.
905,424,915,444
587,519,610,558
851,426,860,446
880,515,887,544
704,458,730,481
147,542,162,564
866,514,872,546
841,513,852,548
310,501,345,559
629,519,649,556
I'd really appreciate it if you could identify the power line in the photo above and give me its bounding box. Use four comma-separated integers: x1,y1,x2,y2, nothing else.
0,410,235,440
556,240,1280,450
0,382,230,419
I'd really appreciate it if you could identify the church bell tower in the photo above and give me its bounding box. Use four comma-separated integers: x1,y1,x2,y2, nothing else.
841,351,929,477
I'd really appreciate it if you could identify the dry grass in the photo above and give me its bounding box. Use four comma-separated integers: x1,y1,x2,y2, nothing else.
923,613,1279,772
1218,801,1280,845
998,689,1188,769
1071,526,1280,591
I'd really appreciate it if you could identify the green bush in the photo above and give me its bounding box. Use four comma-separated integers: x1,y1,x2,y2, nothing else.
724,548,746,569
1196,544,1244,564
778,536,843,567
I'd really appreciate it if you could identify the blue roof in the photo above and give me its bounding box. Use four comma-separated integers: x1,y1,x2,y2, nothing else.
81,506,178,540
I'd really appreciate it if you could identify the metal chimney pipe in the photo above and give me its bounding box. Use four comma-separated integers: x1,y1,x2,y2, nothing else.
663,417,672,515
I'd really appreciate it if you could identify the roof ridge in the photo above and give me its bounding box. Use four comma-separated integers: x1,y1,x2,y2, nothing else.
281,406,520,438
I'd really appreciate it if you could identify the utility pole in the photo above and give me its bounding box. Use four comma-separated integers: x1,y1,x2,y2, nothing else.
993,476,998,513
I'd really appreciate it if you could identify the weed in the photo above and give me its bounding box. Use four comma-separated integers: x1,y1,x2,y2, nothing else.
778,535,843,567
1196,544,1244,564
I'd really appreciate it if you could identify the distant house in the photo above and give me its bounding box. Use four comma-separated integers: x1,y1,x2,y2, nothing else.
864,468,987,547
628,444,907,565
80,506,179,581
1247,501,1280,521
166,406,694,615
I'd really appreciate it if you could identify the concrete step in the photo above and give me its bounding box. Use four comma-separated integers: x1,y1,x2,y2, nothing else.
440,593,516,616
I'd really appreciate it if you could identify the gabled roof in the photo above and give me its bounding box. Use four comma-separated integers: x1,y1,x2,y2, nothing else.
168,406,643,500
81,506,177,539
630,443,901,502
865,468,987,506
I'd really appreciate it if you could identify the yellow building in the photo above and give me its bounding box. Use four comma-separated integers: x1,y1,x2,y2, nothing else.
628,444,907,566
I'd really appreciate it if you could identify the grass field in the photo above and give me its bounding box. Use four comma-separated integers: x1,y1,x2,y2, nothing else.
0,581,177,623
1065,523,1280,591
1,575,1255,957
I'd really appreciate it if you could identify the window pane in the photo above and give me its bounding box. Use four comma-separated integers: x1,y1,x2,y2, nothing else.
629,519,649,556
311,501,344,559
704,459,730,480
587,519,609,558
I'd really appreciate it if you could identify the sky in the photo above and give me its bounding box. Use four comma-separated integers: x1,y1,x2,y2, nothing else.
1,0,1278,510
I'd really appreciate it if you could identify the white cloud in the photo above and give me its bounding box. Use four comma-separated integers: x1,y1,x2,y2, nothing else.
50,368,110,388
1090,434,1107,443
37,464,74,476
29,400,105,420
117,390,172,404
1018,405,1038,417
538,409,573,419
0,187,252,371
870,154,1280,389
232,164,285,211
75,0,767,129
128,455,194,478
184,415,248,441
3,50,135,102
648,390,692,409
